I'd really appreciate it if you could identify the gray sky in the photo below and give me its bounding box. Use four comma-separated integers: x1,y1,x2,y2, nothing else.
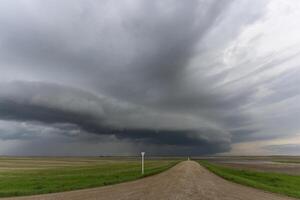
0,0,300,156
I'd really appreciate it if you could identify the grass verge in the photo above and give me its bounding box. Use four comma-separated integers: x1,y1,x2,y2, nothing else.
0,159,179,197
198,160,300,199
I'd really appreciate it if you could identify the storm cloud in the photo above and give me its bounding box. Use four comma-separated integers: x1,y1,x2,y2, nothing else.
1,0,300,155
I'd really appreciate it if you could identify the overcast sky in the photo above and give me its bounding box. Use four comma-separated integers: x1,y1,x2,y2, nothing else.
0,0,300,156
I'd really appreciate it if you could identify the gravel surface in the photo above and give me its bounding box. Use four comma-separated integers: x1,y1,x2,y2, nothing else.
2,161,296,200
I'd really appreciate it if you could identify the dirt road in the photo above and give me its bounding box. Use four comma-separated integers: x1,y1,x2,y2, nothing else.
2,161,295,200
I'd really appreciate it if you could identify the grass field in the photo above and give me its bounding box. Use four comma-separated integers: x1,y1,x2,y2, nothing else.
199,160,300,199
0,157,179,197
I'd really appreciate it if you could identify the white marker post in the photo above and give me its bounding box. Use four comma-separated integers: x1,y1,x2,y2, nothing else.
141,152,145,175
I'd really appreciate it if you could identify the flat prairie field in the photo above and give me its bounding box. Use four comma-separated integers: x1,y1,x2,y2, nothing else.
200,156,300,175
198,157,300,199
0,157,179,197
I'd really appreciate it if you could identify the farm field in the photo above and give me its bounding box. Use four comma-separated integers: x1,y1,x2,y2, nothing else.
0,157,179,197
199,158,300,199
200,156,300,175
1,156,299,200
1,160,295,200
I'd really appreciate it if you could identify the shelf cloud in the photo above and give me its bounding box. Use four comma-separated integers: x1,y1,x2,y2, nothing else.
1,0,300,155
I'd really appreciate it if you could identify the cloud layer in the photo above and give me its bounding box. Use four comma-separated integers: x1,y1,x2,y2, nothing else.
1,0,300,155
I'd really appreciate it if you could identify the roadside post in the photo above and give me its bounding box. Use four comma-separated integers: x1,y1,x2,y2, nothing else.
141,152,145,175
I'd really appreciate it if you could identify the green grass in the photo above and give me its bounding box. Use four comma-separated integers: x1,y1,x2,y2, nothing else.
198,160,300,199
0,157,179,197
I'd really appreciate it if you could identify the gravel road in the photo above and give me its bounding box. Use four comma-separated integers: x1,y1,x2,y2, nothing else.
2,161,296,200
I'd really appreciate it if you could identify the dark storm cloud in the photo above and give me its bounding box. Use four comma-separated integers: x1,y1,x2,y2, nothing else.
1,0,300,155
0,81,230,154
0,0,241,155
230,128,260,143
